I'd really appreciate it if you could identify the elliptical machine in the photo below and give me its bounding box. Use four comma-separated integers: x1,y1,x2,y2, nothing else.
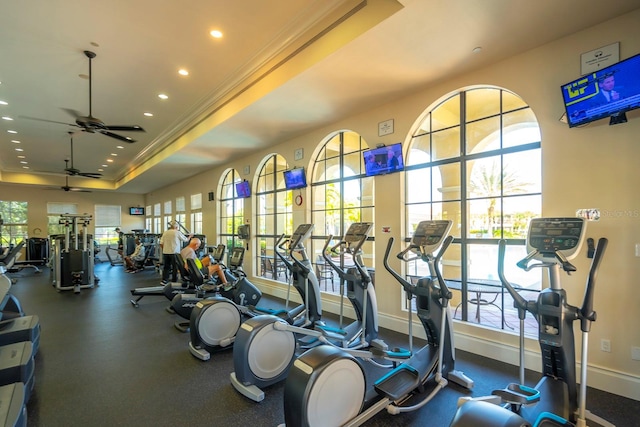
449,217,613,427
230,222,355,402
282,220,473,426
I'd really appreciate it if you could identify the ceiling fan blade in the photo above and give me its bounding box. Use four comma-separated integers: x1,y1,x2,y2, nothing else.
104,125,145,132
99,130,137,143
78,172,102,179
61,108,83,119
20,116,78,127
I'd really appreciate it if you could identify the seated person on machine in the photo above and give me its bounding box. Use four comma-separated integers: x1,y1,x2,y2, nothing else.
180,238,228,285
124,238,146,273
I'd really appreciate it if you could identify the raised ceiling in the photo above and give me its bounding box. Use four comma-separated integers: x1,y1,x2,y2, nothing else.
1,0,638,194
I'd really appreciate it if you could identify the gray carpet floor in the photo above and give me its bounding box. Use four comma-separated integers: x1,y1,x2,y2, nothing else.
6,262,638,426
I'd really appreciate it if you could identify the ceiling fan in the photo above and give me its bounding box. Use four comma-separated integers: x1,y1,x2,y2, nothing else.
46,175,92,193
64,132,102,179
24,50,145,143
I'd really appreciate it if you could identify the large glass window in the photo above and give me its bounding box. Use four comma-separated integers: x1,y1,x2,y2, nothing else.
311,131,375,293
94,204,121,248
47,202,78,236
255,154,292,282
0,201,28,246
405,87,541,334
219,170,245,264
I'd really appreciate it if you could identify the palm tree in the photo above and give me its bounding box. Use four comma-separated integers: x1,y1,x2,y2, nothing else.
469,160,531,235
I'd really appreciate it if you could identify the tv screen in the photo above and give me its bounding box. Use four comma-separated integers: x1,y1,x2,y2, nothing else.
129,207,145,215
560,52,640,127
235,180,251,198
362,142,404,177
283,168,307,189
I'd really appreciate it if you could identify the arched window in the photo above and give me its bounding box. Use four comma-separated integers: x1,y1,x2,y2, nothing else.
405,87,541,333
219,169,246,262
311,131,374,293
255,154,292,282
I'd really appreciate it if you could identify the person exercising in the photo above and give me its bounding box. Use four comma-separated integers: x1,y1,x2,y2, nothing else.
159,221,192,284
180,237,228,285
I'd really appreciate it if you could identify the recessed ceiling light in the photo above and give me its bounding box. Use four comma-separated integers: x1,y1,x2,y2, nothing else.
116,145,124,149
210,30,223,38
98,168,104,172
158,94,168,100
178,69,189,76
472,47,482,54
17,155,25,159
2,116,13,120
22,166,29,169
101,164,108,168
15,148,23,151
110,153,117,156
107,159,113,163
12,140,20,143
143,112,153,117
7,130,17,134
0,100,7,106
20,161,28,164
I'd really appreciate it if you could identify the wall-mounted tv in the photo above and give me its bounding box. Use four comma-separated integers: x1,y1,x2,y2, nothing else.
235,180,251,198
283,167,307,190
362,142,405,177
129,207,145,215
560,52,640,127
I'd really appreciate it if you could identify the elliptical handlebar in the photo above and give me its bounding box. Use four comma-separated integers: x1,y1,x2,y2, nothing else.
580,237,607,328
498,240,530,317
433,235,453,302
383,237,412,294
276,232,311,275
323,234,371,283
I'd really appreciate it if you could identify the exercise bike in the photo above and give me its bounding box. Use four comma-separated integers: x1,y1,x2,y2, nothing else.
282,219,473,426
449,217,613,427
170,245,262,332
129,244,226,308
188,224,316,361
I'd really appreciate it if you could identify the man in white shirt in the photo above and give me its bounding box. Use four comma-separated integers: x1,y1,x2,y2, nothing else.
159,221,192,284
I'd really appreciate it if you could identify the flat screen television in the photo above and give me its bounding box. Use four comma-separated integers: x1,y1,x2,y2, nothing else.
362,142,405,177
129,207,145,215
560,52,640,127
235,180,251,198
283,167,307,189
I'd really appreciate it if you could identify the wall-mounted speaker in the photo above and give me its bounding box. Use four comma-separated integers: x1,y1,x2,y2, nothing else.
208,191,214,201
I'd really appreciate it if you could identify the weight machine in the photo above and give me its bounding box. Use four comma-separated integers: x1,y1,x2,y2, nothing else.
50,214,96,293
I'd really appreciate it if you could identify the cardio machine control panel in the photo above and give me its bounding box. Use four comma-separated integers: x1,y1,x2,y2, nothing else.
412,220,452,253
343,222,373,244
289,223,314,249
229,247,245,268
527,217,585,261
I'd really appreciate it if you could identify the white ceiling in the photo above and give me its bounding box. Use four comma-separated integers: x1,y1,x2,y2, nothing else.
1,0,638,194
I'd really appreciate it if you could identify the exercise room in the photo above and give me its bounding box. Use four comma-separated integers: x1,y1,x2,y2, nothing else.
0,1,639,426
